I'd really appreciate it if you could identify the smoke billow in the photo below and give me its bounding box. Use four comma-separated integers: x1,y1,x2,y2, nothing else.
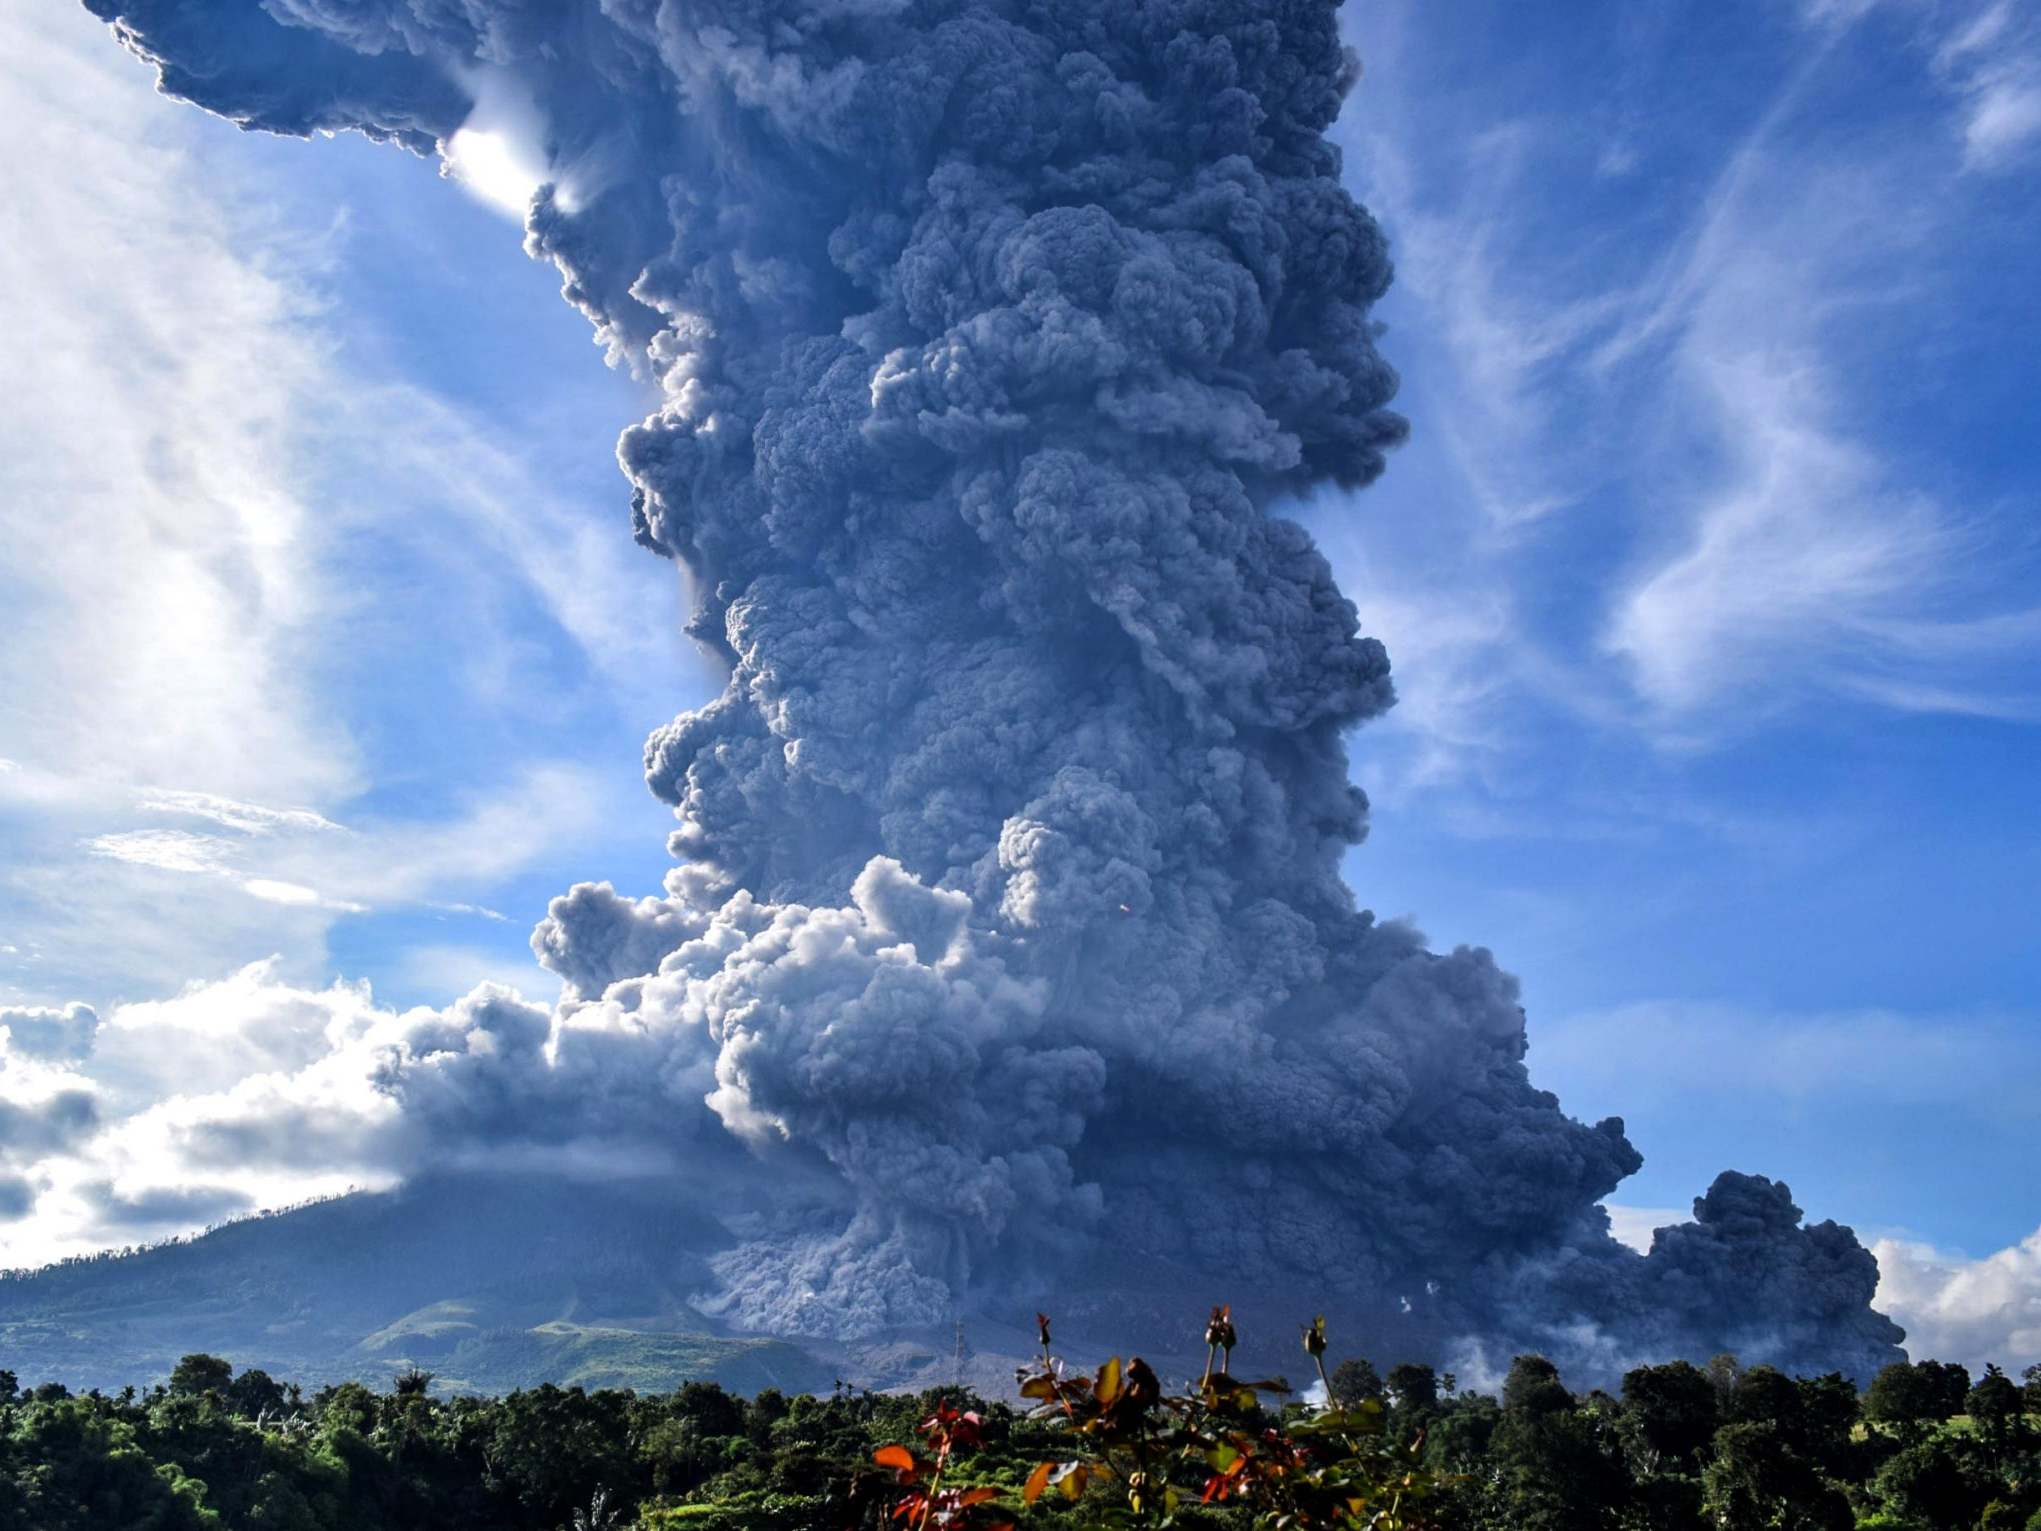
85,0,1903,1378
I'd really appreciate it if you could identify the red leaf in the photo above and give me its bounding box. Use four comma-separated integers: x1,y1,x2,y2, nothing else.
1022,1461,1054,1505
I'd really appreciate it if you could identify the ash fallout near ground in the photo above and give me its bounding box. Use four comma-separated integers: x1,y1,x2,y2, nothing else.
85,0,1904,1380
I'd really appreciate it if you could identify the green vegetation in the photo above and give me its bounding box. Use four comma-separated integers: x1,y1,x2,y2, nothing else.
3,1320,2038,1529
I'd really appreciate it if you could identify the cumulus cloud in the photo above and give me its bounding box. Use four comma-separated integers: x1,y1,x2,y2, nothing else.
1873,1227,2041,1371
0,1002,99,1063
0,961,549,1264
62,0,1909,1379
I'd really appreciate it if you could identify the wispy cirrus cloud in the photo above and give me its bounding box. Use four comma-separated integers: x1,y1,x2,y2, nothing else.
1592,34,2039,730
49,767,612,938
1931,0,2041,170
136,789,344,836
86,829,238,877
0,8,684,1010
1327,0,2039,780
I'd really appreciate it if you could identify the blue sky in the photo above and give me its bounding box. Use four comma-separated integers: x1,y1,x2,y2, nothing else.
0,0,2035,1362
1308,0,2041,1268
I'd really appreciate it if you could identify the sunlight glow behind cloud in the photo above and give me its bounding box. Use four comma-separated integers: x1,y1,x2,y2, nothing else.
443,125,545,218
442,68,554,219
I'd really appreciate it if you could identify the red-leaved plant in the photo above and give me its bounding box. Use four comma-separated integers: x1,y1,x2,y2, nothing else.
869,1398,1015,1530
864,1309,1446,1529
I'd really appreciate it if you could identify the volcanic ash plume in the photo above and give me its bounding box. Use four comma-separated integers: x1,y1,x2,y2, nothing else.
88,0,1904,1378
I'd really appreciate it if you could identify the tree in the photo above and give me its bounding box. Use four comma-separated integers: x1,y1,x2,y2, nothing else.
1703,1421,1851,1531
1328,1357,1384,1409
1705,1353,1742,1399
1423,1390,1500,1475
1872,1435,1995,1529
314,1379,379,1436
1865,1361,1941,1441
1490,1355,1628,1531
1620,1359,1720,1472
1,1397,215,1531
1727,1365,1803,1434
747,1387,789,1449
1793,1372,1861,1478
1968,1365,2025,1454
1917,1358,1972,1418
1502,1355,1570,1417
1386,1361,1438,1414
166,1353,234,1398
673,1380,746,1440
225,1366,286,1417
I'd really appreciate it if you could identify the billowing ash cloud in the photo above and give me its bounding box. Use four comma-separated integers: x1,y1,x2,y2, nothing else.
82,0,1903,1378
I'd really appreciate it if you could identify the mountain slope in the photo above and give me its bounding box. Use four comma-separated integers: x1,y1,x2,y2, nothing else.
0,1174,836,1395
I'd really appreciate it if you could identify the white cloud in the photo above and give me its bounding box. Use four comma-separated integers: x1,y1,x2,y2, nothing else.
0,959,570,1266
1601,349,1983,719
243,878,367,912
442,64,555,219
0,961,412,1263
1959,72,2041,166
1938,0,2015,63
137,789,344,836
0,1002,99,1063
0,7,358,808
1340,114,1617,536
90,959,381,1100
1591,86,2038,730
1322,0,2039,781
0,10,688,1009
0,9,370,1008
66,764,614,933
1872,1227,2041,1369
432,902,511,922
85,828,237,876
1931,1,2041,172
1798,0,1888,27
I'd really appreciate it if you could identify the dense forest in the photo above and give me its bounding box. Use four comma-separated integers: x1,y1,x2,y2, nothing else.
4,1321,2039,1529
